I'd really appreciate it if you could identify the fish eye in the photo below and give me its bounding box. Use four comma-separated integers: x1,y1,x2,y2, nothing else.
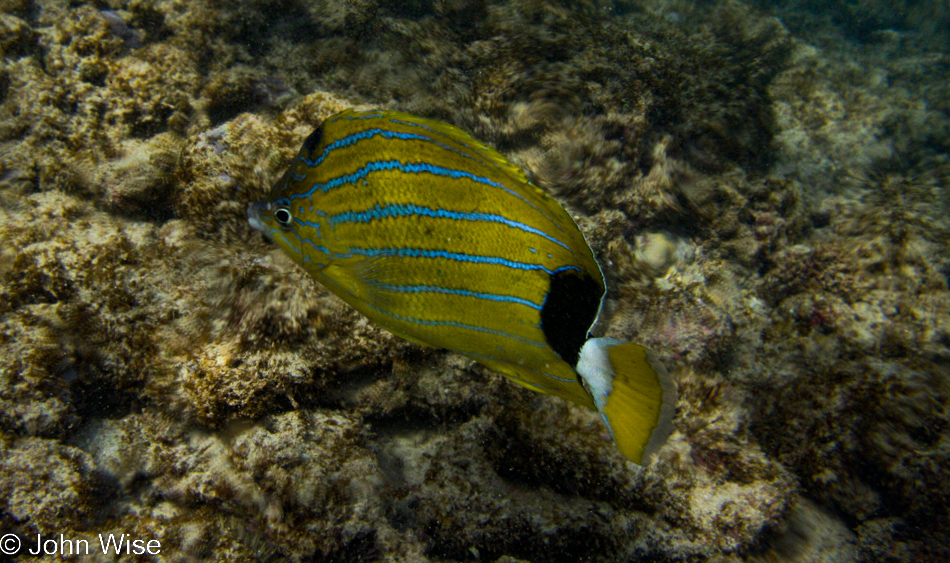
274,207,292,226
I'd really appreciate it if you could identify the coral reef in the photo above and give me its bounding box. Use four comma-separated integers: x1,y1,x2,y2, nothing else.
0,0,948,561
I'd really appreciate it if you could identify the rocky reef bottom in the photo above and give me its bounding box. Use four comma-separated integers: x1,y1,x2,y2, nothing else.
1,0,948,561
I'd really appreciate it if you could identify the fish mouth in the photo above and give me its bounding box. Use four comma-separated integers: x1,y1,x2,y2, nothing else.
247,201,266,232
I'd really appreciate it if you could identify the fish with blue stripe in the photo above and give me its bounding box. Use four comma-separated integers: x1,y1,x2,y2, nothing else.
248,109,677,465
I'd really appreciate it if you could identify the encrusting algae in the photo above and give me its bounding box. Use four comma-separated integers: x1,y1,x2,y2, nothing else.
0,0,948,561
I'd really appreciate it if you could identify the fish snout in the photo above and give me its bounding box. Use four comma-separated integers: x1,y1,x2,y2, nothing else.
247,201,267,232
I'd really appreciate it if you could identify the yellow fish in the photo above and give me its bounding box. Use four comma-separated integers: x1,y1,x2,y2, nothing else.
248,109,676,465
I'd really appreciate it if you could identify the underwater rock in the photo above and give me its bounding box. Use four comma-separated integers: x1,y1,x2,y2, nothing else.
304,0,379,34
639,369,798,557
0,190,166,438
0,437,106,534
65,410,392,560
0,12,34,58
765,499,858,562
228,410,385,555
0,4,202,204
747,161,950,558
634,232,686,277
0,0,30,16
174,94,351,235
96,133,182,220
99,10,143,50
387,409,634,561
0,307,76,438
202,65,294,125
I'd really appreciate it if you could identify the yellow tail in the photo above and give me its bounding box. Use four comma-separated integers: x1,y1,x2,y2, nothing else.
576,338,677,465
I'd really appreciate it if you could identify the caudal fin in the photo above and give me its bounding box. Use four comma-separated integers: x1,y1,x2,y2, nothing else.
576,338,677,465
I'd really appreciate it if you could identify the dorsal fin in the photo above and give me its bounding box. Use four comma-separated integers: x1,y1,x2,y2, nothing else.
386,111,533,185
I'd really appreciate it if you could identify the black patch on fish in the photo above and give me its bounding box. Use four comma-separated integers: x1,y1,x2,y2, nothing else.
302,125,324,156
541,270,602,367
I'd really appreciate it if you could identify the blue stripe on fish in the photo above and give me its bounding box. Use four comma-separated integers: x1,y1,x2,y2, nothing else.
300,238,331,257
272,223,330,259
371,283,543,311
292,218,322,236
282,227,332,262
389,118,503,173
315,271,547,348
328,203,573,254
294,129,493,172
289,160,560,228
272,230,302,259
338,247,581,276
